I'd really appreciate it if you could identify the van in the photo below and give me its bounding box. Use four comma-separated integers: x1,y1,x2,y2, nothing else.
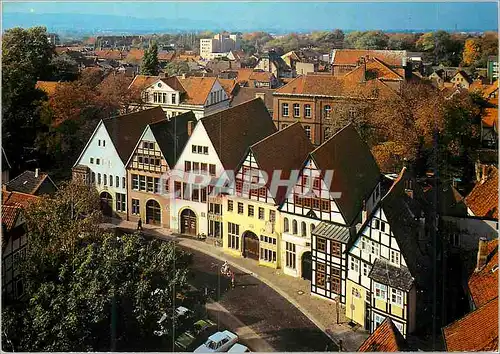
228,343,250,353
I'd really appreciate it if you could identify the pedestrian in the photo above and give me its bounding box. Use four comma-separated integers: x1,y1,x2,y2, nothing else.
231,271,235,289
137,217,143,231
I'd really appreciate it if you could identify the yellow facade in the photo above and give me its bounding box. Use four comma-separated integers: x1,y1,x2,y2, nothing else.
222,195,281,269
346,280,366,326
391,304,404,318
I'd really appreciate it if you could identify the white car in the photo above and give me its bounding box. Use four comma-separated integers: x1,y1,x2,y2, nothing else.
194,330,238,353
228,343,250,352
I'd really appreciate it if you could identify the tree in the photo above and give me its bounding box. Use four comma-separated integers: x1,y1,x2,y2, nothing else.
50,53,79,81
345,31,388,50
416,32,435,52
2,26,55,172
387,33,417,51
2,182,193,351
462,38,481,66
96,73,141,116
163,61,190,77
141,42,160,76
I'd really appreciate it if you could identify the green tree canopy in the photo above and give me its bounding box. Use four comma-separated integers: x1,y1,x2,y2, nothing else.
141,42,160,76
163,61,190,76
2,182,193,352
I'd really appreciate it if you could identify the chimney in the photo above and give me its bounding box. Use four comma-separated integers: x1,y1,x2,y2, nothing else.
181,73,186,79
481,165,488,184
476,237,489,271
187,121,194,136
35,168,39,178
361,200,368,223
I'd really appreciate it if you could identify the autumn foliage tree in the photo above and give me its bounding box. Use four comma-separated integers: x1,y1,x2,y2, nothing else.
462,38,481,66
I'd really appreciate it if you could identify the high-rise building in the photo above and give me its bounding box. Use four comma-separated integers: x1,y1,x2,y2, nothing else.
200,33,240,59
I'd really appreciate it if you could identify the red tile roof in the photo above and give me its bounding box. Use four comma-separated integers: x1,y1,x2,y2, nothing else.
1,205,21,232
94,49,124,60
128,75,160,91
468,239,498,307
125,48,144,62
275,73,394,99
358,317,409,352
344,57,404,81
465,166,498,219
443,297,498,352
178,76,218,105
2,190,40,208
332,49,407,67
482,107,498,128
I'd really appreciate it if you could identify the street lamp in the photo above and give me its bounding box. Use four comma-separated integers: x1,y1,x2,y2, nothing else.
326,276,340,325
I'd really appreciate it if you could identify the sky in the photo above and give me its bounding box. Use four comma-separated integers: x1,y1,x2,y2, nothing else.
2,1,499,32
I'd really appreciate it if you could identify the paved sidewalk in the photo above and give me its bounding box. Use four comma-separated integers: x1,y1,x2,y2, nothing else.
101,219,369,352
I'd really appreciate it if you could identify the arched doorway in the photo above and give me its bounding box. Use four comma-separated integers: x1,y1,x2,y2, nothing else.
100,192,113,217
301,251,312,281
180,209,196,235
146,199,161,225
243,231,259,260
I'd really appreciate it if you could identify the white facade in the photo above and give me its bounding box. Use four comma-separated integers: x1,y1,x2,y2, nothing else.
142,78,230,120
73,121,127,212
169,121,226,235
200,33,240,59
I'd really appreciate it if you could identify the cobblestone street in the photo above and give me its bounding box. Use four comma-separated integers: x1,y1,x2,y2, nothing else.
101,218,369,351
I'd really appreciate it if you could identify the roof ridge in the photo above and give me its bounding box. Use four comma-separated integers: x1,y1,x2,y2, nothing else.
311,123,354,154
102,106,163,122
250,121,301,148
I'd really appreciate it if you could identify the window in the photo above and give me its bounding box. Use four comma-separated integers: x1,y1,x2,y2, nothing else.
204,147,209,155
192,145,196,153
171,93,177,104
139,175,146,191
201,187,207,202
162,93,167,103
228,200,233,212
131,199,140,215
115,193,126,212
330,273,341,294
374,314,385,329
293,103,300,117
391,288,403,306
96,158,100,165
261,248,277,262
104,174,107,186
451,233,460,247
122,177,126,189
237,202,244,214
373,219,380,229
350,257,360,273
132,174,139,190
97,173,101,185
282,103,289,117
185,161,192,171
248,205,254,217
304,125,311,139
193,162,199,172
174,181,182,199
362,262,370,276
390,250,400,266
91,172,96,184
209,164,216,176
317,237,326,252
269,210,276,223
292,220,298,234
228,222,240,250
324,105,331,117
154,92,158,103
348,107,356,119
381,222,386,233
109,175,113,187
331,241,341,257
198,146,203,154
299,221,306,236
154,178,160,193
285,242,296,269
258,207,264,220
304,104,311,118
316,262,326,288
375,283,387,300
201,163,207,173
90,157,94,164
116,176,119,188
310,223,315,234
98,140,101,146
284,217,289,232
324,127,331,139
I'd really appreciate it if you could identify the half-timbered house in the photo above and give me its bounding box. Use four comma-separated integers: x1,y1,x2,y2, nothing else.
126,112,196,228
222,122,313,268
169,98,277,237
279,124,381,307
72,107,166,218
345,167,433,337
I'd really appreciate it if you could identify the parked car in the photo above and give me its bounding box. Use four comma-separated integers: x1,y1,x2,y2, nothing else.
228,343,250,352
194,330,238,353
174,319,216,351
